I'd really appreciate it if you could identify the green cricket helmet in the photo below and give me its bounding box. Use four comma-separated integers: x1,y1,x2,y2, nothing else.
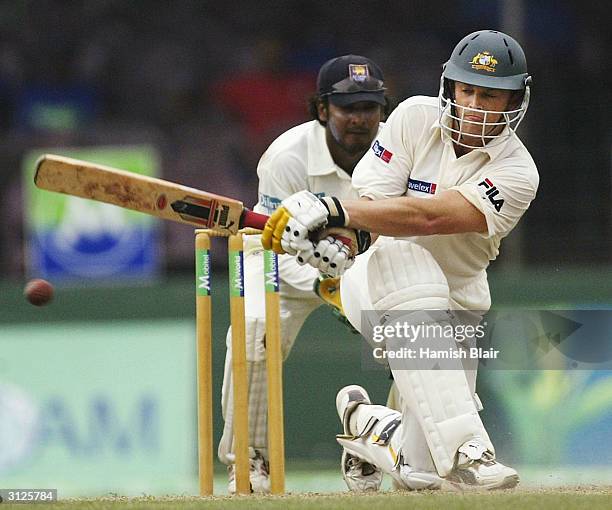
438,30,532,149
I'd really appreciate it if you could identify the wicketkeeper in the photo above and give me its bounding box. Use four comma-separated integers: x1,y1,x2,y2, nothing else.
218,55,390,493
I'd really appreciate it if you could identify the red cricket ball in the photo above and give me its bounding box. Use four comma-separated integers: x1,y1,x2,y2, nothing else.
24,278,54,306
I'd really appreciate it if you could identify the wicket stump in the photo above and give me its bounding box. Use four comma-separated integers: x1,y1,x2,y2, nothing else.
195,228,285,495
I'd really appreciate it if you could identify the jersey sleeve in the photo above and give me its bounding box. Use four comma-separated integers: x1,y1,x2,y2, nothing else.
352,100,429,200
254,150,308,214
453,161,539,238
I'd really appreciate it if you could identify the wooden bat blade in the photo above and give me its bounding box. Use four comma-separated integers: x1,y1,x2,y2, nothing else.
34,154,267,232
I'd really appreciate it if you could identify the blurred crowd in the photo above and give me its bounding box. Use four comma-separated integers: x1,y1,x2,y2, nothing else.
0,1,609,276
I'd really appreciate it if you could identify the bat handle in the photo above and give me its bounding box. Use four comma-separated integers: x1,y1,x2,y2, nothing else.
240,209,269,230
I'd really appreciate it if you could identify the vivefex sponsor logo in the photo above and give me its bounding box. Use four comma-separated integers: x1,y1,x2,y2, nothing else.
408,178,437,195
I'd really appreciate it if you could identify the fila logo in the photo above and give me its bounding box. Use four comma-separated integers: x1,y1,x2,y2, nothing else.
478,178,504,212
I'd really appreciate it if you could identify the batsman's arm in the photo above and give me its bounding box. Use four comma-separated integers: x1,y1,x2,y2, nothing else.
261,189,487,257
341,190,487,236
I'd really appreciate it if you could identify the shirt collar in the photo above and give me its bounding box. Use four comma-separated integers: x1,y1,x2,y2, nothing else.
307,122,344,177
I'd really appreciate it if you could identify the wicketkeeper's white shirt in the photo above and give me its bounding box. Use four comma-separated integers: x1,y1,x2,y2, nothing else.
254,120,365,214
252,120,379,293
352,96,539,310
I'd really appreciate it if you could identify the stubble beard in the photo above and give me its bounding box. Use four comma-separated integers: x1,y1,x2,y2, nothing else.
329,123,371,156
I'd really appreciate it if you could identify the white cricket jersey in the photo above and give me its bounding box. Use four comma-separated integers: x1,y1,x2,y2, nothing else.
352,96,539,309
253,120,364,214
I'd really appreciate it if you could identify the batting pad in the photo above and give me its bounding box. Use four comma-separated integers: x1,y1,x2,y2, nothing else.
337,405,447,490
391,366,493,477
368,240,450,312
337,407,402,474
218,351,269,463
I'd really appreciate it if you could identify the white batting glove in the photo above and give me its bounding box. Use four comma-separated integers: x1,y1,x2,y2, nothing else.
296,236,355,277
262,191,352,255
279,190,329,254
282,190,329,228
277,218,311,254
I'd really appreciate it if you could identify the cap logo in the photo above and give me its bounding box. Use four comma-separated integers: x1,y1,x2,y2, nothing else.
349,64,369,82
470,52,498,73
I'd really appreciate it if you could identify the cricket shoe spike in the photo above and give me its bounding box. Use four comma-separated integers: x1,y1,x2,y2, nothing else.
448,438,519,490
342,450,383,492
227,449,270,494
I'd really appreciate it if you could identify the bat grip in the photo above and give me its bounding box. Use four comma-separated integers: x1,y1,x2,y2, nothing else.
240,209,269,230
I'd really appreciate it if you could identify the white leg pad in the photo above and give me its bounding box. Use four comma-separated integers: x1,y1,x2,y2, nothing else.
349,404,401,439
368,241,450,311
364,241,492,477
337,405,402,474
340,240,449,335
386,310,494,476
387,383,438,474
392,366,493,477
337,404,446,490
218,318,269,463
218,295,320,464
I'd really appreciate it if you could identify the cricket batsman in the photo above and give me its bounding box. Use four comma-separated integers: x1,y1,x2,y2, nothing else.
218,55,390,492
262,30,538,490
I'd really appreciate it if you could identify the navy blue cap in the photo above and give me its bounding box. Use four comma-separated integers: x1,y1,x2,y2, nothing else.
317,55,386,106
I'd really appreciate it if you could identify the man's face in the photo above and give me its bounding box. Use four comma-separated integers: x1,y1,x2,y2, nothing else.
452,81,515,143
319,101,382,155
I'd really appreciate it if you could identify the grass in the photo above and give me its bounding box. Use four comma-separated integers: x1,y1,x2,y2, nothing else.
1,488,611,510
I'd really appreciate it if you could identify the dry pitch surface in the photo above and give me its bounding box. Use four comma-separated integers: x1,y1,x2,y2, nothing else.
1,488,610,510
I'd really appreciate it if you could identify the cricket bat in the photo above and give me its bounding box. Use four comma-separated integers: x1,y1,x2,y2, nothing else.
34,154,269,232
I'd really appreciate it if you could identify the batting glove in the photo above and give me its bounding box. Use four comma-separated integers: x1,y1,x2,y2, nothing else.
296,235,354,277
297,226,370,277
261,190,329,254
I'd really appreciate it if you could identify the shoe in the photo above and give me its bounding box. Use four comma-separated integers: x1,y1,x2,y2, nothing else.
448,439,519,490
341,449,383,492
228,449,271,494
